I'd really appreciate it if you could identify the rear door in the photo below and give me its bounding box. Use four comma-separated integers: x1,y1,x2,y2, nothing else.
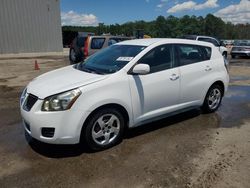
175,44,213,107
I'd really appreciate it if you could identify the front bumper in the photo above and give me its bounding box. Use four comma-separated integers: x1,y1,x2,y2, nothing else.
20,95,90,144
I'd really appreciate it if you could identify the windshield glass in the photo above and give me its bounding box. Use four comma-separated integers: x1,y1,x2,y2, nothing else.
74,45,146,74
234,40,250,46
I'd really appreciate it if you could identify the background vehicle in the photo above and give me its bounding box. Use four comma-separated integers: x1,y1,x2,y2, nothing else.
181,35,228,58
69,35,132,64
231,40,250,59
21,39,229,151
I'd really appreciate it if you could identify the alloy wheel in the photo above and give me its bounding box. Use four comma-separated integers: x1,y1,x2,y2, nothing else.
91,114,120,146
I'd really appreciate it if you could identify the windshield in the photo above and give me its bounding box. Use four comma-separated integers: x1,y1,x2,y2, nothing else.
74,45,146,74
234,40,250,46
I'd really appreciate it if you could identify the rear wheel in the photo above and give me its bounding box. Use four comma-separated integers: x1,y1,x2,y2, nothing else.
82,108,125,151
69,48,77,64
202,85,223,113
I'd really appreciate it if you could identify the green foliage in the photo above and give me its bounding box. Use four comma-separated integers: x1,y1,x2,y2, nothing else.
62,14,250,40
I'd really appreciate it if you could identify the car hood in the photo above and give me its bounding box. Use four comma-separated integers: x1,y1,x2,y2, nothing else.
27,65,108,99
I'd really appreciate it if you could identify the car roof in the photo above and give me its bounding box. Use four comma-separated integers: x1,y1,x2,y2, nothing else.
181,35,219,41
89,35,131,39
117,38,214,48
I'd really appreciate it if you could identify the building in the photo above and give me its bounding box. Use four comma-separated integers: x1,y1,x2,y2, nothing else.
0,0,62,54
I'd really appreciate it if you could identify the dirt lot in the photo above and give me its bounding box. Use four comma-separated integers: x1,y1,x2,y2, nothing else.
0,53,250,188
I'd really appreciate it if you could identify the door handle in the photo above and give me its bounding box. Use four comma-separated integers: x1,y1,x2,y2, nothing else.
205,66,212,71
170,74,179,81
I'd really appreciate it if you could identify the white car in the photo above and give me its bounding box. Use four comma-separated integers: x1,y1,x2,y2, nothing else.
20,39,229,150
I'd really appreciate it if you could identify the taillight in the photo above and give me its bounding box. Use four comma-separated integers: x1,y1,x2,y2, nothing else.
83,37,89,57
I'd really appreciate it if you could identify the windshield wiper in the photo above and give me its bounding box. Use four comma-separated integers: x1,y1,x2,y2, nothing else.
81,66,105,75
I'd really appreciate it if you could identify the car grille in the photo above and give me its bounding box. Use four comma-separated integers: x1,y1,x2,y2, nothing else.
23,94,38,111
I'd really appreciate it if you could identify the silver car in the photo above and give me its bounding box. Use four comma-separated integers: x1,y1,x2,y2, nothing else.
231,40,250,59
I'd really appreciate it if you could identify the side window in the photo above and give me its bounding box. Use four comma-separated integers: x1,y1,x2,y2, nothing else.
176,44,204,66
77,37,86,47
108,38,118,46
203,47,212,60
138,45,173,73
91,38,105,49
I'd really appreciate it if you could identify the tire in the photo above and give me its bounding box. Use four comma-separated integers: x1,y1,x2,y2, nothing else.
69,48,77,64
202,85,223,113
82,108,125,151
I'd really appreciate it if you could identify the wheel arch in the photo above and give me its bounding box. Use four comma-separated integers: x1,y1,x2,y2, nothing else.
80,103,130,140
211,80,225,96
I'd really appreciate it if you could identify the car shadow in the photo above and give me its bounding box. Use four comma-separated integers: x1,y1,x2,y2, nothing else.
125,108,201,139
26,133,86,158
27,109,201,158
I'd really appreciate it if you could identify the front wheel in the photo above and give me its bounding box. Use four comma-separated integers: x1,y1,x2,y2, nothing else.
202,85,223,113
82,108,125,151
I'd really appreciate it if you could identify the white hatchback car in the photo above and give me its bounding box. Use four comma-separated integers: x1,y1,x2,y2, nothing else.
20,39,229,150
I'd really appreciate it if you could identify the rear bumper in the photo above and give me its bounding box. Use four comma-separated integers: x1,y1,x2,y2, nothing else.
231,51,250,57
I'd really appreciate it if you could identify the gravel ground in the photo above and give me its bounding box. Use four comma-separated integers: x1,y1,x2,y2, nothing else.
0,53,249,188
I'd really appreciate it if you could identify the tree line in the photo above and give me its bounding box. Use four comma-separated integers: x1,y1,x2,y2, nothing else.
62,14,250,42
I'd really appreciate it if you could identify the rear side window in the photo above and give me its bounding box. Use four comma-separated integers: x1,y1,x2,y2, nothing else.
138,44,173,73
175,44,209,66
108,38,118,46
108,38,129,46
203,47,212,60
91,38,105,49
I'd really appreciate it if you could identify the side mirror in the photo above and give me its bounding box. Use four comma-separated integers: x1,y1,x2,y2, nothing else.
132,64,150,75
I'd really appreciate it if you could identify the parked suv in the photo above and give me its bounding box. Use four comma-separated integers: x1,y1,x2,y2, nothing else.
69,35,131,64
181,35,228,58
20,39,229,151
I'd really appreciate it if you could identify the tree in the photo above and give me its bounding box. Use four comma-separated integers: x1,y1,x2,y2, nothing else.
204,14,225,38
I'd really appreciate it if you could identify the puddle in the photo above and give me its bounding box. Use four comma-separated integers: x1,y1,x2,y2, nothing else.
229,57,250,66
217,85,250,128
230,76,250,82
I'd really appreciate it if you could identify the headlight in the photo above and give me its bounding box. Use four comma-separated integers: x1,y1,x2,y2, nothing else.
42,88,81,111
20,88,27,105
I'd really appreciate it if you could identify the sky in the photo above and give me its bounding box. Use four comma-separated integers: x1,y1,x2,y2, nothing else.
60,0,250,26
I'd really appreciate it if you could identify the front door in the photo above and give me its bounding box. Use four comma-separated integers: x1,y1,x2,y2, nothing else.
128,44,180,125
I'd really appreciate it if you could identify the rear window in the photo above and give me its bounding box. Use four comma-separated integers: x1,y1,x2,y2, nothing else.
234,40,250,46
91,38,105,49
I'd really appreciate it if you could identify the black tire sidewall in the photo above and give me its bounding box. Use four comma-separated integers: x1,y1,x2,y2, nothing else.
83,108,125,151
69,48,76,64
